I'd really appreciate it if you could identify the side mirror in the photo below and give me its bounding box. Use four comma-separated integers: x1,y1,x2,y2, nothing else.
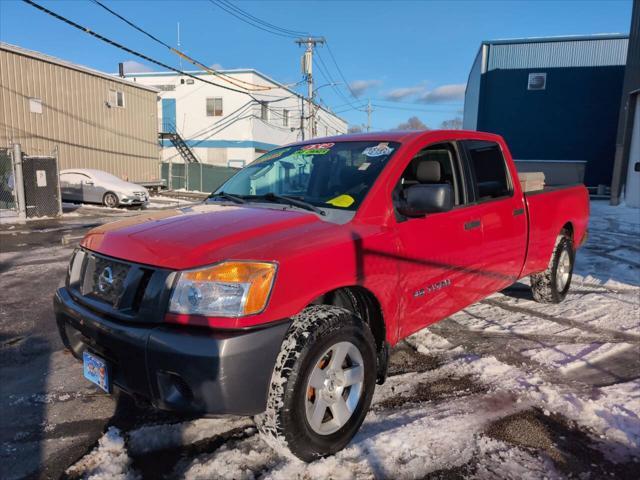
84,180,94,186
398,183,453,217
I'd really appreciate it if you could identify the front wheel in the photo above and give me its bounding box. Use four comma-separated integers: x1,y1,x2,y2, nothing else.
530,234,575,303
102,192,119,208
256,305,377,462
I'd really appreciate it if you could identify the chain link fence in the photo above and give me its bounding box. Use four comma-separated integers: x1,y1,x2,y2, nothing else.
161,162,238,193
0,148,17,213
1,146,62,220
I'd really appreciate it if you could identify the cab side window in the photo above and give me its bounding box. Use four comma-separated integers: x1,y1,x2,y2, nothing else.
463,141,512,201
396,142,463,207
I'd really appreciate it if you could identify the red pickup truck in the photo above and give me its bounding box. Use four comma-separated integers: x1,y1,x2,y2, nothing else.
54,130,589,461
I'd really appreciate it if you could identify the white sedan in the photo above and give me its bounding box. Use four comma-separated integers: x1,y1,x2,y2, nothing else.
59,169,149,208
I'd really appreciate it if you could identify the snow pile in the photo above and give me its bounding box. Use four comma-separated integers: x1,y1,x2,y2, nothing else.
472,436,560,480
443,355,640,461
127,417,252,455
406,328,459,354
522,342,638,372
182,434,281,480
65,427,137,480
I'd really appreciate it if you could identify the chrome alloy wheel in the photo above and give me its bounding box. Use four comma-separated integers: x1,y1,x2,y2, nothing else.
304,341,365,435
556,248,571,291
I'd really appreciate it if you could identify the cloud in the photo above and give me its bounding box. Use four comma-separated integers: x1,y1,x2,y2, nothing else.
211,63,223,71
121,60,155,73
382,86,425,101
419,84,466,103
349,79,382,98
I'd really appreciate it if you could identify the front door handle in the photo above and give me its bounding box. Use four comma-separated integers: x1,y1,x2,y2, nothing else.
513,208,525,216
464,219,481,230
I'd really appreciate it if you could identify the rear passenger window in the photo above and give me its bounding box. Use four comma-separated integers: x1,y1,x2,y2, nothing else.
464,141,511,201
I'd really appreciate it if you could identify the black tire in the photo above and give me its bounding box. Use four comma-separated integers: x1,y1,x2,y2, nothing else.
256,305,377,462
530,234,575,303
103,192,119,208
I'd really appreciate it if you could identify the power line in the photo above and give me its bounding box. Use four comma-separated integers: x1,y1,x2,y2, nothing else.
90,0,284,92
212,0,308,37
208,0,306,39
205,0,359,121
371,103,462,113
324,41,359,100
22,0,294,102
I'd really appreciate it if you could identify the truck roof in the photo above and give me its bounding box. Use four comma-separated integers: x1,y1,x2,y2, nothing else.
292,129,503,146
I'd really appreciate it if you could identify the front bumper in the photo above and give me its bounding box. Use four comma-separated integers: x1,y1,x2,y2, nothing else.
54,287,290,415
119,196,148,206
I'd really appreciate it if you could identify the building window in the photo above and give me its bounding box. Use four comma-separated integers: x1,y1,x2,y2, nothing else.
206,97,223,116
152,84,176,91
109,89,125,107
29,98,43,114
261,102,269,121
207,147,228,165
527,73,546,91
282,109,289,127
186,79,195,85
228,159,246,169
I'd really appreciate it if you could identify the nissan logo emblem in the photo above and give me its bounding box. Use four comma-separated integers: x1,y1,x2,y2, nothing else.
98,266,114,292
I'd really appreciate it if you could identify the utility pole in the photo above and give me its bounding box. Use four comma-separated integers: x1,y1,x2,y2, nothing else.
177,22,182,70
366,99,373,132
295,37,325,139
12,143,26,222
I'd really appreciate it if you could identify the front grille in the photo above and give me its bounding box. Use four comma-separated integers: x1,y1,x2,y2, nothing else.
83,255,130,306
68,249,174,323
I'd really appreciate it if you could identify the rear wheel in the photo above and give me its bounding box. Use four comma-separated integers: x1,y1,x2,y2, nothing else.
530,234,575,303
103,192,119,208
256,305,377,462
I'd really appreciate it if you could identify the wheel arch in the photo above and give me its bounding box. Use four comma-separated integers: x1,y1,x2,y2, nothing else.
309,285,386,351
561,221,574,239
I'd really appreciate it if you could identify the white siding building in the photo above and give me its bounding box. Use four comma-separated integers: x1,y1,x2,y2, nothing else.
126,70,347,168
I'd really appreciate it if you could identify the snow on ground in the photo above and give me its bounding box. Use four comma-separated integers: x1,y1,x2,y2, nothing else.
66,201,640,479
65,427,137,480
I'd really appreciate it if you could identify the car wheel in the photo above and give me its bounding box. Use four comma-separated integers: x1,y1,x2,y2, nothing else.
256,305,377,462
530,233,575,303
103,192,119,208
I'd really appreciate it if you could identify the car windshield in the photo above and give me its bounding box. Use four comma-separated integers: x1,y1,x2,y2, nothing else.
212,141,400,212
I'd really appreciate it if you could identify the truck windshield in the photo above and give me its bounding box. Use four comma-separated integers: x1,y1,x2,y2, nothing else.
212,141,400,211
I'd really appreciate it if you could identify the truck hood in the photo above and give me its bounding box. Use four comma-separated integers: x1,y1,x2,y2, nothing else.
81,204,322,269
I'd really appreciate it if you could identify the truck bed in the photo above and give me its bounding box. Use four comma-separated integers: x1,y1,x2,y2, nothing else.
520,184,590,277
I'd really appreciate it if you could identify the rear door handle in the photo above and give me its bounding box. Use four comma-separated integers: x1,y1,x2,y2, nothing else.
464,220,481,231
513,208,525,216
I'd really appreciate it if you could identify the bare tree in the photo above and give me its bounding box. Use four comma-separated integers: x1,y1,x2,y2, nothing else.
440,117,463,130
395,116,429,131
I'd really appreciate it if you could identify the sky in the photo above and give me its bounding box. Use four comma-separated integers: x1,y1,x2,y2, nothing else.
0,0,634,130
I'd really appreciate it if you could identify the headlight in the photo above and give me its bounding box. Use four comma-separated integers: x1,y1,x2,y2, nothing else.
168,261,277,317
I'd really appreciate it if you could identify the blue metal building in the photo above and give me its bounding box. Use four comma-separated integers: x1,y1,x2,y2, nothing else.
463,34,629,187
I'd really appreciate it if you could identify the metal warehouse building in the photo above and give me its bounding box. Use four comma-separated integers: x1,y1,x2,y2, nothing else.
0,42,160,182
611,0,640,207
463,34,629,188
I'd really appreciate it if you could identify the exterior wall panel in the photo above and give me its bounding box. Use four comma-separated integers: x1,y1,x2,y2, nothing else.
487,37,628,70
463,46,484,130
478,66,625,186
0,44,159,181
